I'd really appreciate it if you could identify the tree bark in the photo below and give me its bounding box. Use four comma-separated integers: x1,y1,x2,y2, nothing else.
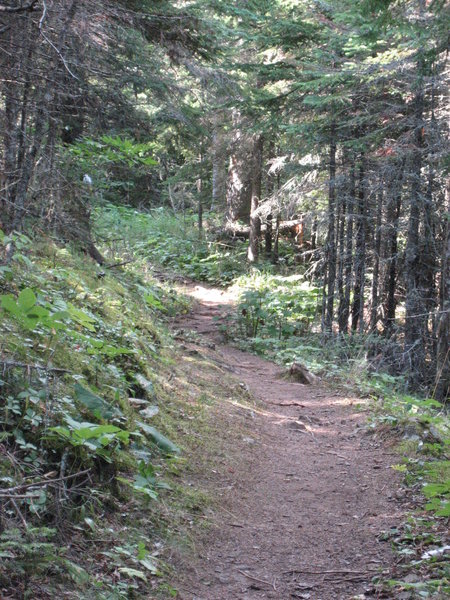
351,156,367,333
404,62,426,386
336,178,346,334
211,126,227,210
339,162,355,334
382,159,404,335
370,191,383,332
225,110,252,223
265,141,275,258
434,178,449,401
323,123,337,333
247,135,263,263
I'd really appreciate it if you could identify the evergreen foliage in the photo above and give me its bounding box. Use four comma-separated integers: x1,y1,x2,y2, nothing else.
0,0,449,596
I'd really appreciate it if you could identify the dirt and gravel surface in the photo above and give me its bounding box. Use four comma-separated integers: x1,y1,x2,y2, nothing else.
170,283,404,600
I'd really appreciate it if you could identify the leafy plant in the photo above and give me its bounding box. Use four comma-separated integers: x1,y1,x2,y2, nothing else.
49,416,130,461
423,461,450,517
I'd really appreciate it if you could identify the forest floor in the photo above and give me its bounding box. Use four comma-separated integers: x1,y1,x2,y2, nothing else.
168,281,405,600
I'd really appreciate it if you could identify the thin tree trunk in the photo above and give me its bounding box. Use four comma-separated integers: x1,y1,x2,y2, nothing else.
197,151,203,238
323,123,337,333
434,178,449,401
2,84,20,230
311,216,318,251
339,163,355,334
273,213,280,264
211,127,226,211
382,160,404,335
11,0,79,231
404,61,426,386
225,110,252,224
336,181,346,333
247,135,263,263
370,190,383,332
265,141,275,258
352,156,367,333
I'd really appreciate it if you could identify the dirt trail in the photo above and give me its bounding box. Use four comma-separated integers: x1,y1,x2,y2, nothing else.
171,283,403,600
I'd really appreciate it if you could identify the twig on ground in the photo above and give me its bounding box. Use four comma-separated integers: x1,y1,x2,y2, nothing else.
105,259,136,269
267,400,306,407
283,568,377,576
237,570,277,591
325,451,348,461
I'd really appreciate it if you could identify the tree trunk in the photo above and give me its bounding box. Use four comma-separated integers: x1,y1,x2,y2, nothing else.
382,161,404,335
225,110,253,223
434,178,449,401
323,123,337,333
370,191,383,332
339,162,355,334
211,127,227,210
351,157,367,333
311,216,318,251
265,141,275,258
247,135,263,263
273,213,280,264
420,164,437,353
197,151,203,238
336,180,346,334
404,64,426,387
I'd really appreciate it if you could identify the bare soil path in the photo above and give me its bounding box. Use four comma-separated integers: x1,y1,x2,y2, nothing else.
171,283,403,600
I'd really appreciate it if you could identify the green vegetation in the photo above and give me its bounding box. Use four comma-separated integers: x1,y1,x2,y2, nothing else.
0,0,448,595
0,219,241,598
95,203,250,285
97,206,450,598
1,201,449,597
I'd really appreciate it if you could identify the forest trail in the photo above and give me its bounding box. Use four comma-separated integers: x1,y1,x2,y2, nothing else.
170,283,403,600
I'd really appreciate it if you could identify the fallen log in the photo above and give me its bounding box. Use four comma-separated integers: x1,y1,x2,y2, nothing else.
216,219,304,240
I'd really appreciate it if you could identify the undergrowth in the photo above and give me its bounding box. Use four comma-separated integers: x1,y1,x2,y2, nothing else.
0,223,247,598
1,205,448,599
94,204,250,285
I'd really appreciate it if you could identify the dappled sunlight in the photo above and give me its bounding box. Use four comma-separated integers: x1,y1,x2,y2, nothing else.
185,284,236,306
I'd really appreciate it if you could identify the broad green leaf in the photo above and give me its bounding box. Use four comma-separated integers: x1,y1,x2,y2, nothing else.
27,306,49,319
139,557,159,574
17,288,36,312
136,421,179,454
74,383,122,419
73,424,122,440
118,567,147,581
0,295,20,316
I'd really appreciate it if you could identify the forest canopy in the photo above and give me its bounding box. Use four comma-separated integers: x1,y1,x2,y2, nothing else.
2,0,447,397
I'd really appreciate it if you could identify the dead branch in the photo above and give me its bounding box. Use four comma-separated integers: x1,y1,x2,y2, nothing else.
0,468,92,496
283,568,377,576
216,218,304,240
105,259,136,269
0,360,69,373
237,570,277,591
